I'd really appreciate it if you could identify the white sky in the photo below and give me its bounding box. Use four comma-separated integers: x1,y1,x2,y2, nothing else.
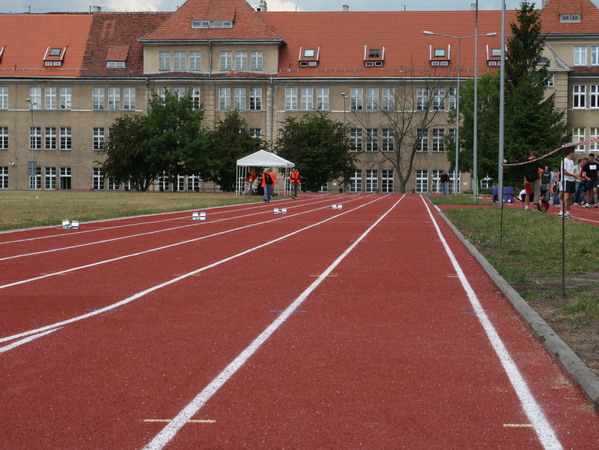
1,0,563,14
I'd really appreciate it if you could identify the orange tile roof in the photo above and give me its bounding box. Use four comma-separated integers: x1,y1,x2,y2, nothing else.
540,0,599,34
0,13,93,78
142,0,281,42
262,10,517,78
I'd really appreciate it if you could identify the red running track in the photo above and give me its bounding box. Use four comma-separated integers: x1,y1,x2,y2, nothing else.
0,194,597,449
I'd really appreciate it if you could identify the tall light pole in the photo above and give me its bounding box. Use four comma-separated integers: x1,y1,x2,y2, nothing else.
26,97,37,190
423,30,496,196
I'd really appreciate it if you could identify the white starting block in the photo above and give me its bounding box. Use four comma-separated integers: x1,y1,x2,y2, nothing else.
71,220,80,229
192,212,207,221
62,219,80,230
274,208,288,215
332,204,343,210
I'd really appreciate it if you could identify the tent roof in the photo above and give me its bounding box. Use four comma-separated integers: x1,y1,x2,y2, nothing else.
236,150,294,168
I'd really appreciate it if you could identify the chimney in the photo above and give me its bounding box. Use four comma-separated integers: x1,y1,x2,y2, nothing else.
91,5,101,12
258,0,267,11
342,4,349,11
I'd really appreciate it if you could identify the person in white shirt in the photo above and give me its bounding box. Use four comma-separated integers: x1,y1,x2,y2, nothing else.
560,148,580,218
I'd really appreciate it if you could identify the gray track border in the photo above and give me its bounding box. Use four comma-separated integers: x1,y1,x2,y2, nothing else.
435,206,599,411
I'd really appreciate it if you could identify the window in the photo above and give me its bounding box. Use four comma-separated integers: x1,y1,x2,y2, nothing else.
317,88,329,110
157,87,168,101
481,175,494,190
449,87,457,110
382,88,395,111
546,74,555,88
249,88,262,110
366,169,378,192
29,166,41,190
350,88,363,111
301,88,313,110
416,88,428,110
366,129,378,152
174,52,186,71
60,127,72,150
191,87,201,110
249,129,262,139
108,88,120,110
416,170,428,193
220,51,232,71
592,47,599,66
93,168,105,190
417,128,428,152
350,128,363,151
433,88,445,110
304,49,315,58
285,88,298,110
369,49,381,58
234,88,246,110
250,51,263,70
159,51,170,71
432,129,445,152
431,169,443,193
366,88,379,111
350,170,362,193
45,88,57,110
382,129,394,152
219,88,231,110
172,87,186,99
0,166,8,189
45,127,56,150
0,87,7,110
30,127,41,150
572,128,585,151
590,85,599,109
108,177,119,190
236,52,248,70
45,167,56,190
0,127,7,150
574,46,587,65
187,175,201,192
93,127,105,150
93,88,105,110
573,85,586,108
434,49,446,57
381,169,394,193
123,88,136,110
29,87,42,109
60,167,71,190
189,51,201,71
59,87,72,109
590,127,599,151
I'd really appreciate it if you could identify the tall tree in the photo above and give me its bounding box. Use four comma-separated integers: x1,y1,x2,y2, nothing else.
204,111,262,192
276,113,357,192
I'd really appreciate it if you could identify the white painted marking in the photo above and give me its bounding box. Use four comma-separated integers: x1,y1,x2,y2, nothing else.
421,197,562,450
143,196,405,450
0,196,387,347
0,328,61,353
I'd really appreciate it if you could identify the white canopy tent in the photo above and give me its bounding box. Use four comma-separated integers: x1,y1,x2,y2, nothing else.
236,150,295,196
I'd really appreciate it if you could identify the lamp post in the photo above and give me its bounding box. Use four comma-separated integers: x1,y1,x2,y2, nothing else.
423,30,496,196
341,92,347,123
26,97,37,190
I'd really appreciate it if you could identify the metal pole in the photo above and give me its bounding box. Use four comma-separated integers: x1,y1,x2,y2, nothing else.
473,1,479,203
498,0,506,245
455,39,461,195
26,98,36,190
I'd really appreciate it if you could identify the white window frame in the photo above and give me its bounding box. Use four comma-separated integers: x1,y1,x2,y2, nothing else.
366,128,378,152
573,84,586,109
236,51,248,71
250,51,263,71
350,88,363,111
0,126,7,150
29,87,42,109
108,87,120,110
30,126,41,150
366,88,379,111
123,87,136,110
0,166,8,189
350,128,362,152
249,88,262,111
189,51,201,71
60,167,71,190
382,129,394,152
59,87,72,110
350,170,362,193
234,88,246,110
417,128,428,152
572,127,585,151
574,46,587,66
382,88,395,111
381,169,394,193
45,127,57,150
93,167,105,190
592,47,599,66
174,51,186,71
285,88,298,111
366,169,378,192
432,129,445,152
0,87,8,110
416,169,428,193
433,88,445,111
301,87,314,110
317,88,329,111
45,166,56,190
416,88,429,111
45,87,57,110
60,127,72,150
220,51,232,71
93,127,105,151
191,87,201,110
93,87,105,110
590,127,599,151
590,85,599,109
159,51,170,71
219,88,231,110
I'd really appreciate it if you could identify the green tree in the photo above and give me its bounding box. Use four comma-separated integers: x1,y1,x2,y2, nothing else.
204,111,262,192
275,113,357,192
100,90,210,191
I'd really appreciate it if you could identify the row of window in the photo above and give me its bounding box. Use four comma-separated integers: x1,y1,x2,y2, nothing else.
23,166,72,190
571,127,599,151
573,46,599,66
572,84,599,109
158,50,264,72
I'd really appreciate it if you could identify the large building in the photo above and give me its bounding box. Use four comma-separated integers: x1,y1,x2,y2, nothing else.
0,0,597,193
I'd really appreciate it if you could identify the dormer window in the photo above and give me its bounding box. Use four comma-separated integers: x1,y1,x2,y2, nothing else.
429,44,450,67
105,45,129,69
434,49,446,58
0,46,5,63
43,46,67,67
299,46,320,67
364,45,385,68
192,19,233,28
560,14,581,23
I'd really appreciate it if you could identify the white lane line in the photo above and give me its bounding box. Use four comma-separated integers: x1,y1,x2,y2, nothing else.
143,195,405,450
0,196,387,346
0,328,61,353
0,196,345,261
0,196,368,291
420,197,562,450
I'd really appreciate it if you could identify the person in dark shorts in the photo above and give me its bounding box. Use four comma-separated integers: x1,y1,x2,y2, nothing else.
582,153,598,208
560,148,580,218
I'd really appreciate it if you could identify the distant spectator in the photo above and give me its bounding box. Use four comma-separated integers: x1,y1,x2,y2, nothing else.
559,148,580,218
582,153,598,208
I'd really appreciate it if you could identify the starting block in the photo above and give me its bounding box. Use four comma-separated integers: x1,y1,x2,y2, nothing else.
71,220,80,229
332,204,343,210
192,212,207,221
62,219,79,230
274,208,287,214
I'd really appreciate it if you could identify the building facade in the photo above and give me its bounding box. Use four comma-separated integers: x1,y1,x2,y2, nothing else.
0,0,597,193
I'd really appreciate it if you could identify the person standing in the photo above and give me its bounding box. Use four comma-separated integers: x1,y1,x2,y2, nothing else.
440,171,450,196
261,167,276,202
573,158,587,205
523,152,542,211
583,153,598,208
540,165,552,202
560,148,580,218
290,167,301,199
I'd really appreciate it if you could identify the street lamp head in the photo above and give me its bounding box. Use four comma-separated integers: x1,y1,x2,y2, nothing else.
485,32,497,36
423,31,434,35
341,92,347,98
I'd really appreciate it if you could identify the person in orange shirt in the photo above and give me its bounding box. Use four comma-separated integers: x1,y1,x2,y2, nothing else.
261,168,276,202
245,169,256,194
290,167,301,199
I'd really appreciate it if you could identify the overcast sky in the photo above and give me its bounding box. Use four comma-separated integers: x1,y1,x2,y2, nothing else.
1,0,565,14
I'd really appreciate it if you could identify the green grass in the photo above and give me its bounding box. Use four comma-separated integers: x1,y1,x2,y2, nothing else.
427,193,484,205
0,191,264,230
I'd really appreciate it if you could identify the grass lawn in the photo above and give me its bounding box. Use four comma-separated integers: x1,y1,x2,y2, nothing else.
430,194,599,375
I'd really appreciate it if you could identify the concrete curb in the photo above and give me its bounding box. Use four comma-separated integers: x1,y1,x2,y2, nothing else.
436,207,599,411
